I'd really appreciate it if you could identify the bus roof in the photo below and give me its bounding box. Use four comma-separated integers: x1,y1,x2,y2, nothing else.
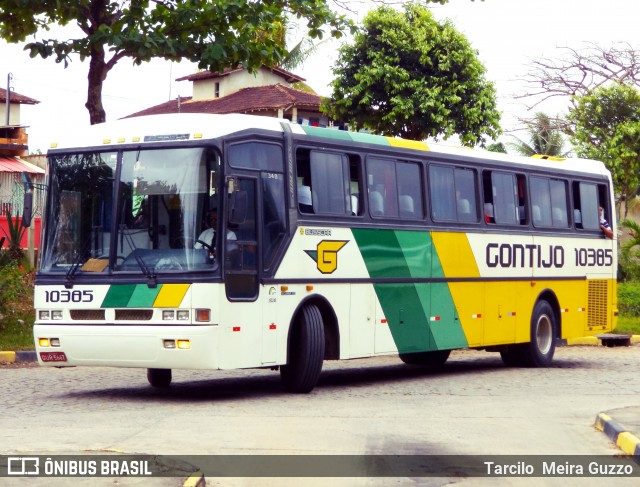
48,113,609,178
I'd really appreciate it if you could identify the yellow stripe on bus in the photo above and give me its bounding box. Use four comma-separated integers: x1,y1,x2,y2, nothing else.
153,284,190,308
385,137,430,151
431,232,480,278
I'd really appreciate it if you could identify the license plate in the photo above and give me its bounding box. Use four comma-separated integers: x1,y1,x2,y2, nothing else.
40,351,67,362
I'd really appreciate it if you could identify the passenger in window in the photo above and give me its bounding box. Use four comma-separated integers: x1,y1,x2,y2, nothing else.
599,207,614,239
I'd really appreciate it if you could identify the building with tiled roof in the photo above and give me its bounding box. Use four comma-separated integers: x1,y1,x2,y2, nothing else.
126,65,332,127
1,87,39,156
0,86,44,250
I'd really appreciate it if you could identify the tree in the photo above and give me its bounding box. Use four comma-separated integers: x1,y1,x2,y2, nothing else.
519,42,640,112
507,112,568,157
323,3,501,146
0,1,352,125
567,82,640,217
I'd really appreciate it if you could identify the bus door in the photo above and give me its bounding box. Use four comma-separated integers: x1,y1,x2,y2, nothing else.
222,176,265,366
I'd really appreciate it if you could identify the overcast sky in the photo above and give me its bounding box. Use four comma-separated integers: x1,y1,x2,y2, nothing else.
1,0,639,153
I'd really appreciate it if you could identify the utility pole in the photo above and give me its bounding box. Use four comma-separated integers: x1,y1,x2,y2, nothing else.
5,72,12,126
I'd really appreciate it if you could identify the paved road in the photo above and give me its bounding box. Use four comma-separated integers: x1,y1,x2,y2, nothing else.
2,345,639,486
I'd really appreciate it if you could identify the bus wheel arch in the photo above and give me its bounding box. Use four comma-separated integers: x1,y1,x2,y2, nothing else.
500,291,560,368
280,296,338,393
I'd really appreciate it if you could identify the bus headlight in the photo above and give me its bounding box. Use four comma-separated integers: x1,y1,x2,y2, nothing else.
51,310,63,320
177,310,189,321
162,310,175,321
39,310,51,320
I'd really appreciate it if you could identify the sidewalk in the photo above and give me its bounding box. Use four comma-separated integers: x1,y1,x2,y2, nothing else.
596,406,640,458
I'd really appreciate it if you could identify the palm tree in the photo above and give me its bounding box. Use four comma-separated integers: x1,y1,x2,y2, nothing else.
273,15,330,94
508,112,569,157
620,218,640,280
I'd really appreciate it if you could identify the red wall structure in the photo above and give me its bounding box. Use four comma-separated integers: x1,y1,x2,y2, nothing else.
0,216,41,249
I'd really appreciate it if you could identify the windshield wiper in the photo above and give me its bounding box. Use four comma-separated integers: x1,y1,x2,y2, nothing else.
120,224,157,288
64,236,93,288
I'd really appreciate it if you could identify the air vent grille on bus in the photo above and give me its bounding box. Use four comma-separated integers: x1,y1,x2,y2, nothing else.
587,280,608,327
115,309,154,321
70,310,105,320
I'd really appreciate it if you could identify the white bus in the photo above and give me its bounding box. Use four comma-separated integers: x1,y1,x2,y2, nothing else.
30,113,617,392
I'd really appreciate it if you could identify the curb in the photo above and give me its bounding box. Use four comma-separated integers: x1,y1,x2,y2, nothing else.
183,471,206,487
567,335,640,346
595,412,640,457
0,350,37,363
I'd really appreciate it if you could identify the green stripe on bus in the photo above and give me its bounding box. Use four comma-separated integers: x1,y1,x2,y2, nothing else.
101,284,137,308
352,228,468,352
300,125,391,146
128,285,162,307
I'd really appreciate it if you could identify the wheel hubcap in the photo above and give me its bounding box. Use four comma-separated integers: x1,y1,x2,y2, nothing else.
536,315,553,355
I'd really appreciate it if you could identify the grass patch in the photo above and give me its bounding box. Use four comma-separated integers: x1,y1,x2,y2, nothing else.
0,264,35,351
615,316,640,335
0,312,35,350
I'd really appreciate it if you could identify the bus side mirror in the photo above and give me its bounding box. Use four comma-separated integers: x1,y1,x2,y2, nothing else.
22,192,33,228
228,190,248,225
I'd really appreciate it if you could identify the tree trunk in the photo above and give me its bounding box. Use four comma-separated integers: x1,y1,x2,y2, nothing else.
86,49,108,125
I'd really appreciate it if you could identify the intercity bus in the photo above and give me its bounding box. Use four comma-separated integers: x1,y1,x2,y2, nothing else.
30,113,617,392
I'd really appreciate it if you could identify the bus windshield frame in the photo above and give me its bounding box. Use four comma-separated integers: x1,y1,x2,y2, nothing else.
39,146,223,278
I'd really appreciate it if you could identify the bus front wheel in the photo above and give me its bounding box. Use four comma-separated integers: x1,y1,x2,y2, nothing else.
280,304,325,393
147,368,172,388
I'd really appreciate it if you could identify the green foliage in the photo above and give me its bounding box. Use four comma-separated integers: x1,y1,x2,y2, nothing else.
0,1,353,124
486,142,507,153
507,112,568,157
0,263,29,314
324,3,501,146
0,263,34,350
1,211,25,264
617,281,640,317
619,219,640,280
615,315,640,335
568,83,640,215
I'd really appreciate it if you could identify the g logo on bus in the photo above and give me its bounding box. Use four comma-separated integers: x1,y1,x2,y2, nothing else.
305,240,348,274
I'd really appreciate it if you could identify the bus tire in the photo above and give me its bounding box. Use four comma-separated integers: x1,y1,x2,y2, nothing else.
499,346,525,367
399,349,451,366
280,304,325,393
521,300,557,367
147,368,172,388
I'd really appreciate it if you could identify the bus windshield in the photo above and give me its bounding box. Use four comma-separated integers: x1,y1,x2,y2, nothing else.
40,147,220,275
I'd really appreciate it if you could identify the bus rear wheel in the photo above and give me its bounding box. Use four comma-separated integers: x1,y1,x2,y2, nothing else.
280,304,325,393
147,368,172,388
399,350,451,366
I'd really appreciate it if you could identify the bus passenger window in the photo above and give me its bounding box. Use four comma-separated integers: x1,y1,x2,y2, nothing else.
430,165,478,223
531,176,568,228
483,171,526,226
572,181,606,231
367,157,398,218
296,149,361,217
397,162,423,219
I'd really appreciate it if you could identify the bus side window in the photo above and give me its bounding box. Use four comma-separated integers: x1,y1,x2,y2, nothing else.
572,181,599,230
484,170,526,226
430,164,478,223
296,149,361,217
367,157,395,218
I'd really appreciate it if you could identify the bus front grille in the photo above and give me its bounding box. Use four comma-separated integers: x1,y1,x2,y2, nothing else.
114,309,154,321
70,310,106,320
